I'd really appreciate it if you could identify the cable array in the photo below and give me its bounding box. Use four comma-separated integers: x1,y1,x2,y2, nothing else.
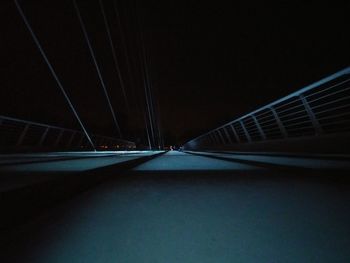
14,0,163,149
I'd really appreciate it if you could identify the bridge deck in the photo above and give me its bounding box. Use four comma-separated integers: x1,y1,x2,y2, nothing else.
1,151,350,262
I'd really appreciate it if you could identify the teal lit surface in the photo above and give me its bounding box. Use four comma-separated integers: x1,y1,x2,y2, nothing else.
133,151,260,171
2,151,350,262
24,167,350,263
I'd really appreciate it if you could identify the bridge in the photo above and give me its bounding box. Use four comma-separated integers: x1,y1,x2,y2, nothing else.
1,1,350,262
2,66,350,262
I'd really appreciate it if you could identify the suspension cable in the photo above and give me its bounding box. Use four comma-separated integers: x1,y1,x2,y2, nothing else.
143,113,152,150
139,23,158,148
113,0,136,107
14,0,96,151
73,0,122,138
99,0,130,112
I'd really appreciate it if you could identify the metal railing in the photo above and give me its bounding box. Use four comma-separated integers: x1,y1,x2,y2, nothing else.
183,67,350,150
0,115,135,152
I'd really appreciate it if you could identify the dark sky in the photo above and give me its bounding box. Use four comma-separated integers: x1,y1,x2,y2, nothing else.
1,0,349,146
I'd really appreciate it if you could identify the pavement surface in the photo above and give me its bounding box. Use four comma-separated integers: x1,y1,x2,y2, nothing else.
1,151,350,262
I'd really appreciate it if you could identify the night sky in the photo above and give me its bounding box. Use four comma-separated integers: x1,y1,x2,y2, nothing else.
1,0,349,146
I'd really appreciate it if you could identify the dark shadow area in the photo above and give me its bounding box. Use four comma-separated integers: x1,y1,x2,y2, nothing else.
0,152,164,231
1,164,350,262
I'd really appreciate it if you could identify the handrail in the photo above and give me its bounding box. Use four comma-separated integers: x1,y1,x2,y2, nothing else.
183,67,350,149
0,115,135,151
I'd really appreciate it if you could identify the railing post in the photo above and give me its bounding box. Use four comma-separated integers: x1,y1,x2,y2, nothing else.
209,133,216,144
270,107,288,138
67,131,76,148
210,132,217,145
252,115,266,140
212,132,220,145
240,121,252,142
38,127,50,146
229,124,241,143
300,94,323,135
16,124,30,146
54,129,64,147
217,130,226,144
223,126,233,144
